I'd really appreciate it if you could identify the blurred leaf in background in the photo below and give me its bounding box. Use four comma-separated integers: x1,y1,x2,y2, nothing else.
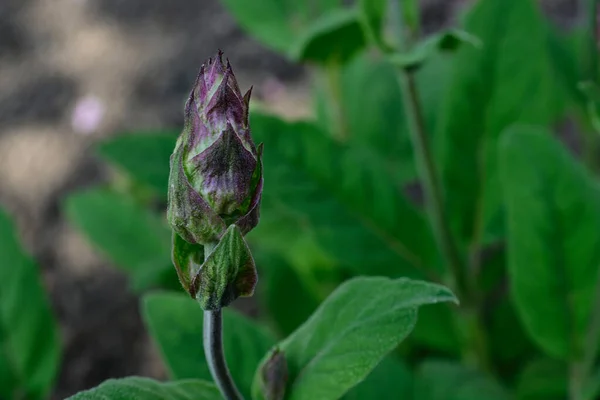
0,209,61,400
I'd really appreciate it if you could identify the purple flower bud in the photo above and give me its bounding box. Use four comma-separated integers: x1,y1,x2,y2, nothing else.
167,51,263,245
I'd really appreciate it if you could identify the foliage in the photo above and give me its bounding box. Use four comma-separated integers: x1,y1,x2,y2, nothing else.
45,0,600,399
0,208,61,400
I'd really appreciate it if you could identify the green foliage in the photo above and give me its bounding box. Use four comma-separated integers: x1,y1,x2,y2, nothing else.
64,189,173,290
142,292,275,399
344,356,413,399
516,359,567,400
437,0,564,247
251,112,439,278
66,377,220,399
253,277,457,400
500,127,600,359
414,361,510,400
97,133,177,196
62,0,600,398
0,209,61,400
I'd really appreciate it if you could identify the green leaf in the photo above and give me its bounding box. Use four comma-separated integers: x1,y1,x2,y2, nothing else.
64,189,172,290
410,303,460,354
389,29,480,70
97,133,177,196
220,0,341,54
252,277,457,400
0,208,61,399
142,292,276,399
499,126,600,359
488,297,536,367
516,359,567,400
256,252,321,336
358,0,387,49
414,360,510,400
291,9,366,64
344,356,413,399
438,0,564,248
251,112,439,279
66,377,219,400
315,52,453,185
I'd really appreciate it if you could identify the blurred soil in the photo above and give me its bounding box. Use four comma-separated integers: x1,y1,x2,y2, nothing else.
0,0,580,398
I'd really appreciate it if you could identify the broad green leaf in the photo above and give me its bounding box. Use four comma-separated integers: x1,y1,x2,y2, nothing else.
220,0,341,54
255,252,321,336
0,209,61,399
414,360,510,400
516,359,567,400
97,133,177,196
64,189,172,290
251,112,439,279
344,356,413,399
252,277,457,400
67,377,219,400
583,365,600,400
438,0,564,248
290,9,366,64
499,126,600,359
142,292,276,399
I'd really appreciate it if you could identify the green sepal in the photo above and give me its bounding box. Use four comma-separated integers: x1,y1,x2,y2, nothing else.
193,224,258,310
171,231,204,295
389,29,481,71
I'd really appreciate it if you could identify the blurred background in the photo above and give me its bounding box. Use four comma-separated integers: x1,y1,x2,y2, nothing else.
0,0,584,399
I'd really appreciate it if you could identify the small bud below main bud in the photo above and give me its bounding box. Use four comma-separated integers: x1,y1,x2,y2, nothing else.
257,349,288,400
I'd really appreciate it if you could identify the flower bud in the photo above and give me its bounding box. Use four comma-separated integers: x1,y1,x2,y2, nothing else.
167,50,263,245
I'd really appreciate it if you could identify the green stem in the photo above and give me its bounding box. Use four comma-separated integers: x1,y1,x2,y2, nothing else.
398,71,467,298
392,0,489,371
202,242,243,400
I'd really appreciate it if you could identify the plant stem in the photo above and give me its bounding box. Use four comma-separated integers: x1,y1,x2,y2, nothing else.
398,69,468,299
202,242,243,400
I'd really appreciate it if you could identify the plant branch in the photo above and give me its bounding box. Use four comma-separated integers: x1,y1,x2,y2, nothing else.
397,71,468,298
202,242,243,400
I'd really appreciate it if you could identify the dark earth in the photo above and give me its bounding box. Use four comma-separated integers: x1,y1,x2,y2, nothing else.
0,0,580,398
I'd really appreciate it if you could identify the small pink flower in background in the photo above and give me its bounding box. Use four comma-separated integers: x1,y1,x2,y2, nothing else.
71,95,105,134
260,77,286,102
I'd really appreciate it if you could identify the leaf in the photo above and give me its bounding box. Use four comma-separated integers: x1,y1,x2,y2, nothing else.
0,208,61,399
344,356,413,399
410,303,460,354
64,189,172,290
66,377,219,400
414,360,510,400
499,126,600,359
142,292,276,399
220,0,341,54
97,133,177,196
255,252,321,336
251,112,439,279
437,0,564,248
252,277,457,400
358,0,387,49
516,358,567,400
315,52,453,185
389,29,480,70
290,9,366,64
